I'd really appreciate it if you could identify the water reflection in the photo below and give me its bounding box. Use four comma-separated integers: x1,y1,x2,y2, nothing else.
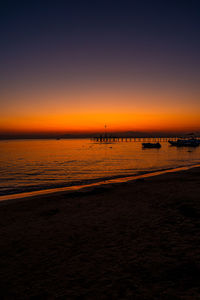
0,138,199,195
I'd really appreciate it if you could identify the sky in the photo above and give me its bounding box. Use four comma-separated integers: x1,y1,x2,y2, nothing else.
1,0,200,137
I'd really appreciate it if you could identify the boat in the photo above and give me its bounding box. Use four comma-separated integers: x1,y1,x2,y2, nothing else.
142,142,161,149
168,138,200,147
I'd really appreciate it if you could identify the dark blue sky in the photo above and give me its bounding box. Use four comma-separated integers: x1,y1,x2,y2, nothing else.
1,1,200,84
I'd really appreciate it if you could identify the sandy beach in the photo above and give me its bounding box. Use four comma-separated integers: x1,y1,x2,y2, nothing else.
0,166,199,299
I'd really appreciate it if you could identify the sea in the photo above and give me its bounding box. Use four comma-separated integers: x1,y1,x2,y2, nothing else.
0,138,200,198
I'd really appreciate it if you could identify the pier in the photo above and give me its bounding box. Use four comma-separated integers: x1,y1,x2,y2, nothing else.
91,136,200,143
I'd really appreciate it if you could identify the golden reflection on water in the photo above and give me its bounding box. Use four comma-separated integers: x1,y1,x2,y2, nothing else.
0,139,199,196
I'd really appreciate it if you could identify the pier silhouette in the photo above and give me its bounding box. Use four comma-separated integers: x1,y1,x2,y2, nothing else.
91,136,184,143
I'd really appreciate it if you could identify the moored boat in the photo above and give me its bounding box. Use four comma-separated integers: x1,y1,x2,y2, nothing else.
168,138,200,147
142,142,161,149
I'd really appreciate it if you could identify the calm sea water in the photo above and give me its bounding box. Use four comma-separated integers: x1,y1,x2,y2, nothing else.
0,139,200,196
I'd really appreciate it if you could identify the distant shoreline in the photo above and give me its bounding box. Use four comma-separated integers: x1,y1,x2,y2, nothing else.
1,132,199,140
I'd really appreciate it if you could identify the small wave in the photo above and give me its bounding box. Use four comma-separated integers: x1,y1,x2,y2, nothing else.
1,163,200,202
24,172,43,176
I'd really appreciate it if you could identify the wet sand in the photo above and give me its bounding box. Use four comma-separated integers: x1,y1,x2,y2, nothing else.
0,167,199,299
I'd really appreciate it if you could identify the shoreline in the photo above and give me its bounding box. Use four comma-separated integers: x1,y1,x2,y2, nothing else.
0,165,199,298
1,162,200,204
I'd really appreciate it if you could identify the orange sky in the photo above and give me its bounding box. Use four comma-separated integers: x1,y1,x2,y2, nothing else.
1,1,200,137
1,85,200,135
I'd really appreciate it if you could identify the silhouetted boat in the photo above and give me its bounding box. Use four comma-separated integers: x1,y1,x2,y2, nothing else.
168,138,200,147
142,142,161,149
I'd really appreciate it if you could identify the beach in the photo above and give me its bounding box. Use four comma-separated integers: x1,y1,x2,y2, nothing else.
0,166,199,299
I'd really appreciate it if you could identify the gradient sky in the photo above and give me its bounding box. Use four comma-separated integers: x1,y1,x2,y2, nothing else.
1,1,200,136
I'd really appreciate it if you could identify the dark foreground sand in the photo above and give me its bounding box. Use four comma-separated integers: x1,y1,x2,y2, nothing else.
0,167,200,299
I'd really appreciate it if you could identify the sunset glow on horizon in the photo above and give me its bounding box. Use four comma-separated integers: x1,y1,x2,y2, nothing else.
1,1,200,137
1,85,200,135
